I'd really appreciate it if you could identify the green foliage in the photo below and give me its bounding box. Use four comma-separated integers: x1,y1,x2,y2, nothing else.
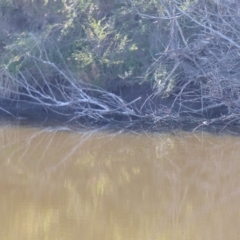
53,0,155,85
1,0,228,96
0,0,159,88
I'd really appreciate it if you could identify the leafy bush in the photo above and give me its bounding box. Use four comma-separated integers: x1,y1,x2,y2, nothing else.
1,0,240,120
1,0,156,88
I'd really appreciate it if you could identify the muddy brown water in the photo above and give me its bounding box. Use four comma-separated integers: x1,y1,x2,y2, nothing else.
0,123,240,240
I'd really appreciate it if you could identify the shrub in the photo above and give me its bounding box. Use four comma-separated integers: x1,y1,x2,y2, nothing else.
1,0,240,119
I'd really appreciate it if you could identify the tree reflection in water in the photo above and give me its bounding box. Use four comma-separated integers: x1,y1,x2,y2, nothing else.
0,124,240,240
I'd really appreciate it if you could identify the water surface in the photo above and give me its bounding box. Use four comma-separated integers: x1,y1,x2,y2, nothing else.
0,124,240,240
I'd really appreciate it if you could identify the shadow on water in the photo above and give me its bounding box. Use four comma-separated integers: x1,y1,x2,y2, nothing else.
0,122,240,239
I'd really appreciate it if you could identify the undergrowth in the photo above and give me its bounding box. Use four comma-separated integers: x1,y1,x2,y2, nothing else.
0,0,240,129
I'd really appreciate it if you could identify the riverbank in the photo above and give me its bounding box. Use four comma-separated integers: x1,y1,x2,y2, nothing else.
0,81,239,135
1,1,240,134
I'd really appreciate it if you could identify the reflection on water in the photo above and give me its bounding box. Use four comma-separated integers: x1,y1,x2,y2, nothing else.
0,124,240,240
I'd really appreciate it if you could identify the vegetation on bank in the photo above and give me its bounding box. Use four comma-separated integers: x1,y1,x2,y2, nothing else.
1,0,240,130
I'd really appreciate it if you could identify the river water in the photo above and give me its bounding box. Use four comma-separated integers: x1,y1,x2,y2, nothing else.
0,123,240,240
